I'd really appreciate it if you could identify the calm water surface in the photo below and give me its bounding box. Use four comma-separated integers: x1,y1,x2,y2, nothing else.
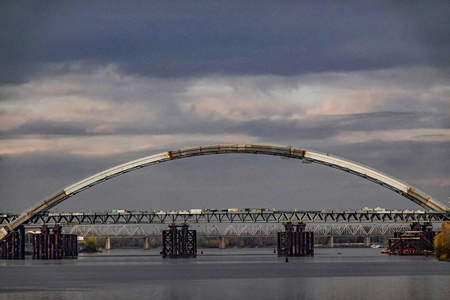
0,248,449,300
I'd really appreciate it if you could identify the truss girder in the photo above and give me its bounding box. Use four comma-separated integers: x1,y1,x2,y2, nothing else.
67,224,417,238
2,211,449,228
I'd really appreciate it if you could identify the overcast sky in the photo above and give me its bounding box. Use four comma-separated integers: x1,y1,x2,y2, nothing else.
1,1,449,213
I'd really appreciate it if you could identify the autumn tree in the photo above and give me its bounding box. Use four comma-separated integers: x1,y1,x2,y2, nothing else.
83,236,98,253
434,221,450,260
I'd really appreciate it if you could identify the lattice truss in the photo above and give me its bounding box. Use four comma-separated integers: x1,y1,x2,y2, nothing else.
66,223,415,238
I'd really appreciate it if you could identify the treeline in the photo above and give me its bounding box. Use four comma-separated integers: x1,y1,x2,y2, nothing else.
96,237,161,249
434,221,450,261
316,236,387,245
95,237,279,249
198,237,277,248
92,235,389,249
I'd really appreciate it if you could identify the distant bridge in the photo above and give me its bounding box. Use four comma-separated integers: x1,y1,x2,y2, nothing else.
2,144,448,242
67,223,415,238
3,210,448,226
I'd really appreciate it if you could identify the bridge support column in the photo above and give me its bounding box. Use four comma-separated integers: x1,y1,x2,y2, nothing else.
364,236,371,247
277,223,314,257
384,222,435,255
219,237,226,249
30,226,77,260
143,237,150,250
105,237,111,250
19,226,25,260
162,224,197,258
0,225,26,260
328,236,334,248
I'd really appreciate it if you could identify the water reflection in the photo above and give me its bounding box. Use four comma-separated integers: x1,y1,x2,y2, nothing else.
0,248,449,300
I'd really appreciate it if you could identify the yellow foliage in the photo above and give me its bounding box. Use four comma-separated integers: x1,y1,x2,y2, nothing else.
435,221,450,259
83,236,98,252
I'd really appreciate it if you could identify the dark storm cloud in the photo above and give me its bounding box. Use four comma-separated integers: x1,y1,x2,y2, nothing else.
235,112,449,140
1,1,450,83
339,111,450,131
236,118,338,140
4,120,90,136
2,111,447,140
329,140,450,181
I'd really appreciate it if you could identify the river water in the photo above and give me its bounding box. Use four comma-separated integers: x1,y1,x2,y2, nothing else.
1,248,449,300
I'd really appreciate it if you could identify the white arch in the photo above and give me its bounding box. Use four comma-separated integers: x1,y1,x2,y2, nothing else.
1,144,447,241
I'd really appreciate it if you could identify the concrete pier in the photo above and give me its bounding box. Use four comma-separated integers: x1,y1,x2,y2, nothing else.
328,236,334,248
105,237,111,250
219,237,226,249
143,237,150,250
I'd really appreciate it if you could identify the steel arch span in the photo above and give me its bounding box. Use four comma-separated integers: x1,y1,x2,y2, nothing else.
1,144,447,241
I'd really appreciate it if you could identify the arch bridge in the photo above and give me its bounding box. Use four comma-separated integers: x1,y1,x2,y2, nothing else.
1,144,448,242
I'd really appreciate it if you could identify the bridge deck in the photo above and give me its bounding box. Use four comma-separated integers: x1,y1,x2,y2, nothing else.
2,211,448,226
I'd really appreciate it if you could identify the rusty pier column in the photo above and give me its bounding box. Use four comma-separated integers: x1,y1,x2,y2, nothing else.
0,226,26,260
277,222,314,257
31,226,78,260
162,224,196,258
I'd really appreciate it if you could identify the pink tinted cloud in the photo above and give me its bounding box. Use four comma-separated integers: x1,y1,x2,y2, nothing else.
181,81,304,121
0,133,256,156
0,107,32,131
333,129,450,144
306,88,413,116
